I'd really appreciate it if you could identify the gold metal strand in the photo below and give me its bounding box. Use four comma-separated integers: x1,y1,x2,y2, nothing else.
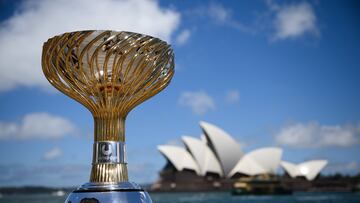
42,30,175,183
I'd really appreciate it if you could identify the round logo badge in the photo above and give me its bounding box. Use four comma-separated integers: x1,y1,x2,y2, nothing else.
101,143,112,156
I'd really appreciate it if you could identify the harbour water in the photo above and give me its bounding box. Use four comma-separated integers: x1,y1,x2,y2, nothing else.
0,192,359,203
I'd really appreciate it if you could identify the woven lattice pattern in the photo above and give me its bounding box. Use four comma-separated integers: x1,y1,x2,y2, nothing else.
42,30,174,117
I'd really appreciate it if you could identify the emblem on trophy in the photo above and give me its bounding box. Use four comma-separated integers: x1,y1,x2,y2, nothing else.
42,30,174,202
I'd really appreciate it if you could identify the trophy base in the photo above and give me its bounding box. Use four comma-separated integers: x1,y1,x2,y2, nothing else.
65,182,153,203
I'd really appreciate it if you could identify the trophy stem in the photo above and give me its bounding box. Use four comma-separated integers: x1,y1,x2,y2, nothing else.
90,115,129,183
90,163,128,183
93,115,126,142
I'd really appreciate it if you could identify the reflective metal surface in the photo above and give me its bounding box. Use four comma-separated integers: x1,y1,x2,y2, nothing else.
78,182,142,191
65,182,152,203
65,191,152,203
93,141,126,164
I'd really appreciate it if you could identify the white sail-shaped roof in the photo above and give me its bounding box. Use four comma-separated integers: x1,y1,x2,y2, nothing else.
200,121,243,176
281,160,328,181
280,161,298,178
200,134,207,144
182,136,223,176
158,145,200,175
228,147,283,177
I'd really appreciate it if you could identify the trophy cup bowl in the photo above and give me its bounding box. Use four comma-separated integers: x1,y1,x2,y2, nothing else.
42,30,174,202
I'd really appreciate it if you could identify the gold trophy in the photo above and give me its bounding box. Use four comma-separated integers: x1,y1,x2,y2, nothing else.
42,30,174,202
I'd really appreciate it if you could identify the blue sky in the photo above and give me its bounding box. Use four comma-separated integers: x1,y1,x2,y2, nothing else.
0,0,359,187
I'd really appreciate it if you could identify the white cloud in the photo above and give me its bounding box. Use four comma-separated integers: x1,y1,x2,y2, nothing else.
188,1,318,41
165,138,184,147
345,161,360,170
176,29,191,45
272,2,319,40
43,147,62,160
275,122,360,148
178,91,215,115
0,163,89,187
325,161,360,174
0,0,180,92
225,90,240,103
0,112,76,139
208,3,231,23
206,3,252,33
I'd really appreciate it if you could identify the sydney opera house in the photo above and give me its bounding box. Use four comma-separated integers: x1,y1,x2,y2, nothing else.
151,121,328,192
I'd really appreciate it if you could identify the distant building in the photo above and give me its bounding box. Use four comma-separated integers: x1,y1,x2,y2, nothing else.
199,121,243,176
281,160,328,181
182,135,223,176
157,145,200,175
152,121,328,191
228,147,283,177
